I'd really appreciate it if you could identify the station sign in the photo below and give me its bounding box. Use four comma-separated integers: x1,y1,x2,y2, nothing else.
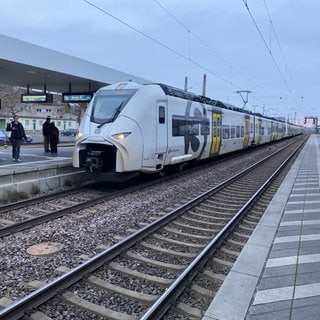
21,93,53,103
62,92,93,103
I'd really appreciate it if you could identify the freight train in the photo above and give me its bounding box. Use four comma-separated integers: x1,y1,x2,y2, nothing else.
73,81,301,181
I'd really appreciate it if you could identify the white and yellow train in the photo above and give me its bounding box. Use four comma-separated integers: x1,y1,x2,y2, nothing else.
73,82,302,181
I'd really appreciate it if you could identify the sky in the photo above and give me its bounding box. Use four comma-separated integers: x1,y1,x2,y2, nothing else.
0,0,319,120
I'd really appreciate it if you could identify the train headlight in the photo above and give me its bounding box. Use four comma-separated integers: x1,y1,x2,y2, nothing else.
112,132,131,140
76,131,83,139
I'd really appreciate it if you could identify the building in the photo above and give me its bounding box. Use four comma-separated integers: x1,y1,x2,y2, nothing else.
0,84,80,133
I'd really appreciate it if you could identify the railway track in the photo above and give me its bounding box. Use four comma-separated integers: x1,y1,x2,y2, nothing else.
0,184,121,237
0,136,307,319
0,137,298,239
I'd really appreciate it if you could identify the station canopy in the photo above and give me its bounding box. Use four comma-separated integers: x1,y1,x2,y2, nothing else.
0,34,150,94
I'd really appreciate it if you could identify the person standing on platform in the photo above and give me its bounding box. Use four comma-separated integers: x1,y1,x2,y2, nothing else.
42,116,51,152
6,115,27,162
49,121,59,154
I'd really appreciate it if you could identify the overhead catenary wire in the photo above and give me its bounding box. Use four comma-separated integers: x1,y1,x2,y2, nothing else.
242,0,299,107
82,0,297,110
262,0,302,100
81,0,243,91
152,0,273,97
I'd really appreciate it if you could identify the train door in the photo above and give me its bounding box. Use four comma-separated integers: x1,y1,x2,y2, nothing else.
210,112,221,154
156,101,168,169
257,118,262,144
270,121,274,141
243,116,250,148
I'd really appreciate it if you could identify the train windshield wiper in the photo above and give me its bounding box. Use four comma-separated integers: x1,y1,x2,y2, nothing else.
97,102,123,128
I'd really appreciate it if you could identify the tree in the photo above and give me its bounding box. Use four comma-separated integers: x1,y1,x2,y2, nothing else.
0,84,29,116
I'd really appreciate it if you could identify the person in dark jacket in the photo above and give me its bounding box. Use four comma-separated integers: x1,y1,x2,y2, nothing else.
6,115,27,162
42,116,51,152
49,122,59,154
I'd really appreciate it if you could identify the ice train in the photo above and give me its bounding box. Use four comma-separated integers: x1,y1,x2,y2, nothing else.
73,82,301,181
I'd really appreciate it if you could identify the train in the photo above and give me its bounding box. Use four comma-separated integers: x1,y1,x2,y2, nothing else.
73,81,302,181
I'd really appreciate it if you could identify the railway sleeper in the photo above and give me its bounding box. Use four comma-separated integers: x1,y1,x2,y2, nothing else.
0,218,15,225
219,247,240,257
180,213,225,227
226,238,245,248
140,241,197,258
62,291,139,320
233,231,251,239
201,269,227,282
237,224,255,232
218,190,254,200
125,250,186,273
194,208,236,217
211,257,234,268
204,199,243,207
242,217,259,225
188,211,230,226
152,233,204,249
190,283,214,297
163,226,213,240
250,207,268,216
108,261,173,288
200,204,238,213
0,297,13,309
174,302,203,319
87,275,158,304
172,220,218,233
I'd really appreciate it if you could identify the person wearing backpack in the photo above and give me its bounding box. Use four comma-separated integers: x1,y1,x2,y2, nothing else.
49,121,59,154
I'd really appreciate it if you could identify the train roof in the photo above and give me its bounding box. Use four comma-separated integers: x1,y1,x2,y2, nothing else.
104,82,300,127
153,83,298,126
156,83,256,114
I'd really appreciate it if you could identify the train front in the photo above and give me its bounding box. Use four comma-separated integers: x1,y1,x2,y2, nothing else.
73,82,143,181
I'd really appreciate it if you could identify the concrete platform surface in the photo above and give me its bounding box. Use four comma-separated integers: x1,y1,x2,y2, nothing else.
0,145,85,198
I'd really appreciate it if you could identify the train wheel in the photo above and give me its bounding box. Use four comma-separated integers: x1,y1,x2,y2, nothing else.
176,163,185,173
159,168,167,177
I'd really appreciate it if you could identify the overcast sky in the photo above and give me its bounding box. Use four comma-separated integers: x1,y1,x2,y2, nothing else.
0,0,319,119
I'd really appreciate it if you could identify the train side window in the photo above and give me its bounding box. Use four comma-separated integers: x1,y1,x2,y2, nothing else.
159,106,165,124
231,125,236,138
236,125,240,138
223,125,230,139
201,118,210,135
188,118,199,135
241,126,244,137
172,115,186,136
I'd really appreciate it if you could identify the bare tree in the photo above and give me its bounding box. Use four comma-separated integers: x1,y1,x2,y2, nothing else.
0,85,29,116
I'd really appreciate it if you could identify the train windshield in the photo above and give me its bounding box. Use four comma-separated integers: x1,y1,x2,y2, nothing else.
91,89,137,125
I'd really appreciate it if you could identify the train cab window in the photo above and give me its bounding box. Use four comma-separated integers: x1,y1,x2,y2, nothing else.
92,96,126,123
241,126,244,137
91,89,137,124
159,106,165,124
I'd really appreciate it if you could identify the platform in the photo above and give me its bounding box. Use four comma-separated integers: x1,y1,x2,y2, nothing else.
0,145,86,198
203,134,320,320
